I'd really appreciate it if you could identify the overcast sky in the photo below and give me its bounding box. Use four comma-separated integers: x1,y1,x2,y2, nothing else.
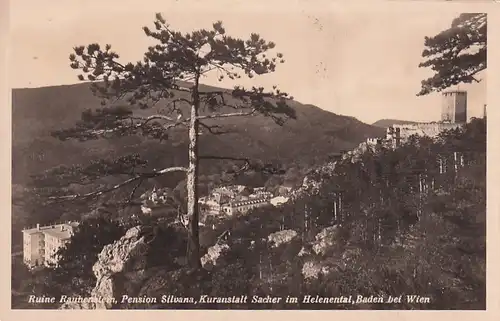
9,0,487,124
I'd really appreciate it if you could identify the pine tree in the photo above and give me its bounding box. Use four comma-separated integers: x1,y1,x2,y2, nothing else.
47,14,296,269
417,13,487,96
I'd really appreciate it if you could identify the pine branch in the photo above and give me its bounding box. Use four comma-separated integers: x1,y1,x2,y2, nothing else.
417,13,487,96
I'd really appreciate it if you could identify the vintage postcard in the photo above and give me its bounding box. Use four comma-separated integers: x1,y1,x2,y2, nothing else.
2,0,499,319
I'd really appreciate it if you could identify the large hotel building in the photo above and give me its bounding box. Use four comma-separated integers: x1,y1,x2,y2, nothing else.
22,222,79,268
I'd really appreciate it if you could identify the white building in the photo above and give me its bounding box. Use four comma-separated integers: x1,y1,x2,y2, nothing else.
22,222,79,268
270,196,290,207
221,198,270,216
249,190,273,200
199,185,272,216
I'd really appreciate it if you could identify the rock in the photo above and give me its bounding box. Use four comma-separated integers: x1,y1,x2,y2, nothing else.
302,260,321,279
297,246,311,257
312,225,341,256
341,246,362,266
93,226,148,278
60,226,148,310
267,230,298,248
201,243,230,270
302,260,334,280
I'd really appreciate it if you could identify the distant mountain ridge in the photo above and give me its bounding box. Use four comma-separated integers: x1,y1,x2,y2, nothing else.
12,82,385,185
372,119,420,128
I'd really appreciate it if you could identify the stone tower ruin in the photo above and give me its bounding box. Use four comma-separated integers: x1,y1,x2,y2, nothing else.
441,90,467,123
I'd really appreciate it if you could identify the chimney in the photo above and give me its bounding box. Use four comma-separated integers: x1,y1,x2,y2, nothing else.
60,225,64,231
36,224,40,231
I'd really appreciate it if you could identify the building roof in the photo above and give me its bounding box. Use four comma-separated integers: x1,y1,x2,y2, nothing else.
22,222,78,239
229,198,269,207
43,227,73,240
22,228,42,235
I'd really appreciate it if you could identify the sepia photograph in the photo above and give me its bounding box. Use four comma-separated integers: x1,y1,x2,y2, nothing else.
8,0,488,311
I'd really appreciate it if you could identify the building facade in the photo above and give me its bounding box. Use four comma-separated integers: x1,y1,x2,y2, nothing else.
199,185,273,216
390,122,462,141
22,222,79,268
221,198,270,216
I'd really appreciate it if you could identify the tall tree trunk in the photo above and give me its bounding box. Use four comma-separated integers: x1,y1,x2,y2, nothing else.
454,152,458,174
304,204,309,234
259,253,263,279
377,217,381,244
338,192,343,223
186,76,202,269
333,196,337,223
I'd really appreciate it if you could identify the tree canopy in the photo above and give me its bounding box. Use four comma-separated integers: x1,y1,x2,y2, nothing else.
417,13,486,96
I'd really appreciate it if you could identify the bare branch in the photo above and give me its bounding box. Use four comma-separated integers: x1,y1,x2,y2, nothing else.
470,75,482,83
198,90,228,96
49,166,188,201
134,114,175,123
175,86,193,93
199,155,251,162
167,97,192,106
128,179,145,203
198,122,233,135
197,110,257,120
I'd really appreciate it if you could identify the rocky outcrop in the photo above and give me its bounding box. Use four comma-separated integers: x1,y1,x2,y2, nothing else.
342,141,373,163
267,230,298,248
59,224,232,309
60,226,148,309
299,226,343,280
297,246,311,257
341,246,363,265
201,243,230,270
312,225,342,256
301,260,333,280
288,161,338,200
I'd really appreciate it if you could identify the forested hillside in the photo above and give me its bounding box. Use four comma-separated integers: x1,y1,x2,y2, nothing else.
198,117,486,310
15,117,485,310
12,82,383,186
11,82,384,250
